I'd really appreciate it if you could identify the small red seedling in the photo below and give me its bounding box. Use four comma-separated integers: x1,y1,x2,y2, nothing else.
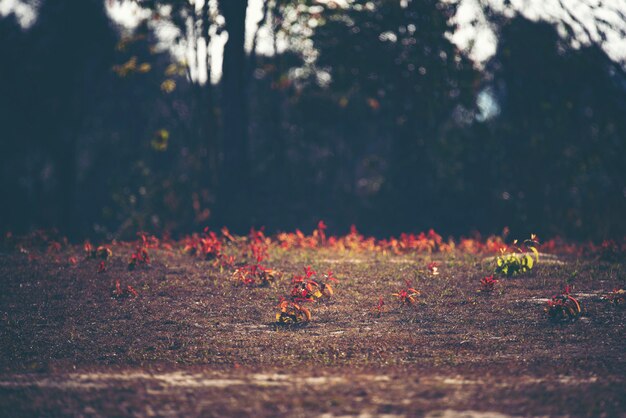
97,246,112,259
290,277,321,302
316,220,327,245
128,246,150,270
128,233,152,270
84,242,94,258
98,261,107,273
85,243,112,260
275,298,311,324
250,241,268,264
290,267,337,300
278,266,340,324
221,227,236,242
216,254,236,269
182,228,223,260
232,235,280,286
319,269,337,298
373,296,386,317
112,280,139,299
545,285,582,321
67,256,78,266
233,263,280,287
392,280,421,305
127,285,139,297
427,261,440,276
479,275,499,293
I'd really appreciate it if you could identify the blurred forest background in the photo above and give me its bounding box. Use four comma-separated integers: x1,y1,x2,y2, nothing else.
0,0,625,240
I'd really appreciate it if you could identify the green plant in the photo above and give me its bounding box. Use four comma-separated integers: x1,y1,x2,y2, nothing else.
495,234,539,277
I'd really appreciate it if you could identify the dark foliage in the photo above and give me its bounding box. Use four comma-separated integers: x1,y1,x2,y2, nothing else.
0,0,624,240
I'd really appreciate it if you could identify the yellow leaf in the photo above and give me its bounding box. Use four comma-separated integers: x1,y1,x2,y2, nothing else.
138,63,152,73
530,246,539,261
151,129,169,151
161,79,176,93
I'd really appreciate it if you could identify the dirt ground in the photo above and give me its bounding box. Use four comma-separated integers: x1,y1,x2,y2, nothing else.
0,242,624,417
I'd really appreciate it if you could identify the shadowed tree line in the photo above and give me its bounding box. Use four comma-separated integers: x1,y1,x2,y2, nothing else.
0,0,625,240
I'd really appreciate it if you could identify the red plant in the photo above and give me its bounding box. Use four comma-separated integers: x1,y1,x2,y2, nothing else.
249,227,268,250
182,229,223,260
318,269,337,298
250,241,268,263
233,263,280,287
216,254,236,269
275,298,311,324
137,232,161,249
290,267,336,300
97,246,112,259
112,280,138,299
128,246,150,270
98,261,106,273
479,275,499,293
84,242,94,258
85,243,112,260
427,261,440,276
373,296,385,317
304,265,316,278
392,281,421,305
316,220,327,246
545,286,582,321
221,227,236,242
67,256,78,266
290,279,320,302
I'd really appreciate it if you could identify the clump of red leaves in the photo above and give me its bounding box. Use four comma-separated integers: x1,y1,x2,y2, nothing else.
290,266,337,302
112,280,138,299
427,261,440,276
275,297,312,324
182,228,223,260
372,296,386,317
233,263,280,287
181,228,240,270
128,247,150,270
545,285,582,321
84,243,112,260
276,266,339,324
392,280,421,305
233,239,280,286
478,275,499,293
128,233,151,270
97,261,107,273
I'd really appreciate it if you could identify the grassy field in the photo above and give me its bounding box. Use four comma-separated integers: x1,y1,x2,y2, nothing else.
0,232,624,417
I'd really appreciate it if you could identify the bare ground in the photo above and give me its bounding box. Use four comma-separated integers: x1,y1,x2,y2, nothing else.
0,246,624,417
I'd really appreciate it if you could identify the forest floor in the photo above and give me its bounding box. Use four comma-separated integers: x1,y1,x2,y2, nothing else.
0,235,624,417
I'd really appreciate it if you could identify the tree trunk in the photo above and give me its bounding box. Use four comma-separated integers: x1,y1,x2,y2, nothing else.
217,0,250,230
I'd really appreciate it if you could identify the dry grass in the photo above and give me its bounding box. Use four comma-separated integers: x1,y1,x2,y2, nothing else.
0,244,624,416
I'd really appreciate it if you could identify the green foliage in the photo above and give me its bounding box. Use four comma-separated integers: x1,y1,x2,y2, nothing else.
495,252,535,277
495,235,539,277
